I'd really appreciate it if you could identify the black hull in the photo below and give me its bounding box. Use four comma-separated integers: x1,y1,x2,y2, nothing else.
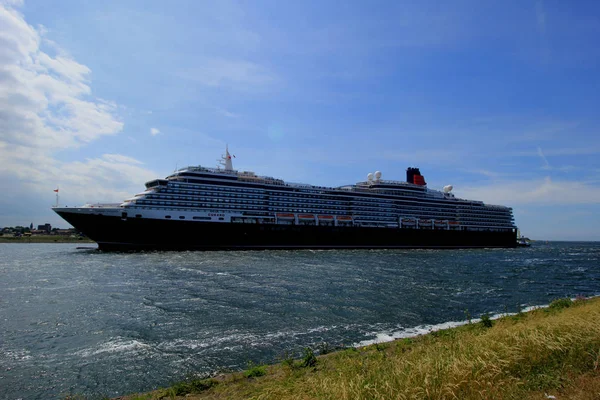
56,211,518,251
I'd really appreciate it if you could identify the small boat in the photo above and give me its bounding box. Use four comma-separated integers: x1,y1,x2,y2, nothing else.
401,218,416,226
516,229,531,247
298,214,315,220
318,215,334,219
276,213,295,219
336,216,353,221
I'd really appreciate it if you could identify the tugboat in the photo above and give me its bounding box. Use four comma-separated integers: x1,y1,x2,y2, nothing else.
516,230,531,247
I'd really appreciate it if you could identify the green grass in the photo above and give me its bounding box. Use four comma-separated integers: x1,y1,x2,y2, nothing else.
244,363,267,378
548,297,573,310
480,313,493,328
118,296,600,400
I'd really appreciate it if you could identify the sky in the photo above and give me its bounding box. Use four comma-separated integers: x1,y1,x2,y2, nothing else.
0,0,599,240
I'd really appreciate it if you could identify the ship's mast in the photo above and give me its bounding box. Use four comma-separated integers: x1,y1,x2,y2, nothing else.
218,145,234,171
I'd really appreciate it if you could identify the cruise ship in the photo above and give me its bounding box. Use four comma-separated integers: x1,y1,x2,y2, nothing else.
53,147,517,250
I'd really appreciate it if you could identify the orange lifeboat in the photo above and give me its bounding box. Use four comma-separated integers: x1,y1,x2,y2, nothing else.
448,221,460,226
318,215,334,220
276,213,295,219
336,216,353,221
298,214,315,220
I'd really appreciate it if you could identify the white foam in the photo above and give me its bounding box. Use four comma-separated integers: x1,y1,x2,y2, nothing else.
354,295,600,348
158,331,259,352
355,320,467,347
3,349,33,361
75,337,150,357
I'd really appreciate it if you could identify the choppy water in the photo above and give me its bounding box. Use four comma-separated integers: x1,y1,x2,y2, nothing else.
1,242,599,399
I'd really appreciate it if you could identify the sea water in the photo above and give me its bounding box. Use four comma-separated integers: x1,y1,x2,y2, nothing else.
0,242,599,399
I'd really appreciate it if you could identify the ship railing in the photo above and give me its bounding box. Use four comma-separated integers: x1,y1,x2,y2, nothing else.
173,167,515,209
82,203,121,208
178,166,238,175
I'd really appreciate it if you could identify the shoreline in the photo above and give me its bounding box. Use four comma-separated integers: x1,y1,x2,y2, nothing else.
0,236,94,244
111,296,600,400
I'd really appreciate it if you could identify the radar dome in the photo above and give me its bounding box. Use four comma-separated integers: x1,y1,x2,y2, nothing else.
374,171,382,180
443,185,453,193
367,173,374,181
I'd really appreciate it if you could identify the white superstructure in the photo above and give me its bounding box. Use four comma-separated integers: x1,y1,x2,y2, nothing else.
95,147,517,232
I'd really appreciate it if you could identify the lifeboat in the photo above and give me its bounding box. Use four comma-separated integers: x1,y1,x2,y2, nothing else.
276,213,295,219
318,215,334,220
448,221,460,226
401,218,416,225
298,214,315,220
434,220,446,226
419,219,432,224
336,216,353,221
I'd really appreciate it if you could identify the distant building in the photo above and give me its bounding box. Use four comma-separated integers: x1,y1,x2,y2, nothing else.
37,223,52,233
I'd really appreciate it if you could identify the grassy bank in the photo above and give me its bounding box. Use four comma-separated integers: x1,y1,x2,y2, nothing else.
116,297,600,400
0,236,94,244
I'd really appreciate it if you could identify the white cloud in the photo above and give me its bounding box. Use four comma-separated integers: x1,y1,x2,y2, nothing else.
179,58,277,90
462,169,516,179
0,0,23,6
150,127,160,136
102,153,143,165
57,154,156,204
0,5,123,150
536,0,547,35
514,146,600,157
216,107,240,118
383,149,461,166
458,177,600,206
0,3,156,213
537,146,550,169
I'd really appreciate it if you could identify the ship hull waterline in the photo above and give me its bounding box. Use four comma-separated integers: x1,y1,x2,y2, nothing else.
56,210,518,251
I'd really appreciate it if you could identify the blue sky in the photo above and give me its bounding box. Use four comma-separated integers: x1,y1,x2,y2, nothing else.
1,0,599,240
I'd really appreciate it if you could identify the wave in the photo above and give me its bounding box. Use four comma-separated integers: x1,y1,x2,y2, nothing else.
74,337,151,357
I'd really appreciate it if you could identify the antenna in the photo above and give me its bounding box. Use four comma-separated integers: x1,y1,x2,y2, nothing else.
218,145,234,171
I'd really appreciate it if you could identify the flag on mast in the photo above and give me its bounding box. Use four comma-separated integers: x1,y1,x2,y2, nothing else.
54,187,59,207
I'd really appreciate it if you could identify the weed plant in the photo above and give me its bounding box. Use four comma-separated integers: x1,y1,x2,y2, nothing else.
480,313,493,328
243,362,266,378
549,297,573,310
301,347,317,368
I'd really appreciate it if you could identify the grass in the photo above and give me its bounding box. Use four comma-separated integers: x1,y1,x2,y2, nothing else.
117,296,600,400
480,313,493,328
244,362,267,378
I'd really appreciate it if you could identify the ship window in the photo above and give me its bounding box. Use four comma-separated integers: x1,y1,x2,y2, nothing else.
136,214,142,218
179,216,185,219
219,217,224,220
165,215,171,219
